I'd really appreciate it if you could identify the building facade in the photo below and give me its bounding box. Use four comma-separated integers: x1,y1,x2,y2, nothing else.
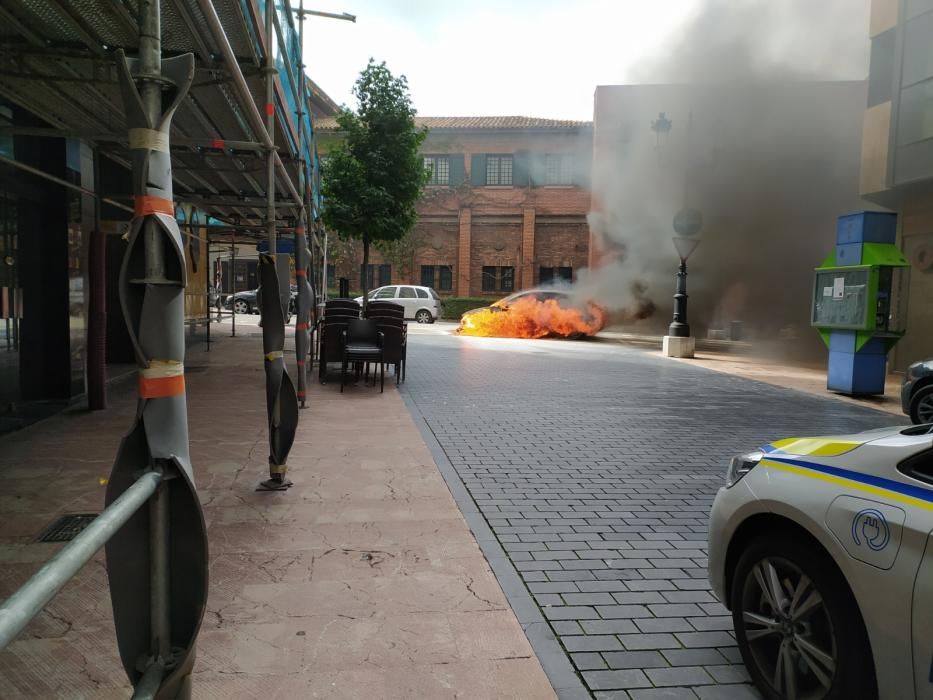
317,117,593,298
860,0,933,371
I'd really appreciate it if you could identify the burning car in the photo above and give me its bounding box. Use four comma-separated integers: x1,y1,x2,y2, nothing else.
457,288,607,339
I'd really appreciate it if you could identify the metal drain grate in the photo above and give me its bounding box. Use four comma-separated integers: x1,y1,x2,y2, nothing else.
37,514,98,543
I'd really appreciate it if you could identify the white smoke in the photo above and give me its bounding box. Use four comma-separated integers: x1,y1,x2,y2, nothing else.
578,0,871,347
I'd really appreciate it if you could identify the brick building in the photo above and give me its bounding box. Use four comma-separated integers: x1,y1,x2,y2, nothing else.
316,116,593,297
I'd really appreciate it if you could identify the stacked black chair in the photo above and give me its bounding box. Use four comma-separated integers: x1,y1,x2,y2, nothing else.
367,300,405,318
365,301,407,384
326,298,362,314
318,299,361,383
341,319,384,393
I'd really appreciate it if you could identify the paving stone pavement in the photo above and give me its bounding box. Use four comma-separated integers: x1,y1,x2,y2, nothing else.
400,333,904,699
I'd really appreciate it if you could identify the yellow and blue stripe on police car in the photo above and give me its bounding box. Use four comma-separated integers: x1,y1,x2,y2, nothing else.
759,444,933,512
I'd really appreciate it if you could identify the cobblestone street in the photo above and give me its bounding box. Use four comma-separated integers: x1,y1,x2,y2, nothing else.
401,331,903,699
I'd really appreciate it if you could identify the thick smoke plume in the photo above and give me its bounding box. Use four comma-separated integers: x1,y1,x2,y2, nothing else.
582,0,871,358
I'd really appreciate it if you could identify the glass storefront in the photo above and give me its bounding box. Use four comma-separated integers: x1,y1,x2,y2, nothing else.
0,106,91,432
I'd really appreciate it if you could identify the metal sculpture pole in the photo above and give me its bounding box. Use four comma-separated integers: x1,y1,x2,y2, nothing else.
257,0,298,490
295,225,312,407
106,0,207,695
258,253,298,490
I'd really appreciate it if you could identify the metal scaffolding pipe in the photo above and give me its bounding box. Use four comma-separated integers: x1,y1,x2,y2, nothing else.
0,472,162,650
139,0,166,284
109,5,207,692
294,9,356,22
0,126,273,152
294,0,310,408
254,0,298,492
264,0,277,258
194,0,302,206
137,0,172,665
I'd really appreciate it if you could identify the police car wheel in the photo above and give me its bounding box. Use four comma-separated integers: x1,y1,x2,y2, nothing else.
731,534,876,700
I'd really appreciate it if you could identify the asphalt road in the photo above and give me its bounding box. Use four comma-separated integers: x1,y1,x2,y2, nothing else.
399,329,903,700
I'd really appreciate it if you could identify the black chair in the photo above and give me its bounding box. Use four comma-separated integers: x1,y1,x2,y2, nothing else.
341,319,384,393
376,322,406,384
319,316,351,383
324,311,359,323
326,299,361,314
316,300,360,371
366,301,404,319
363,302,407,382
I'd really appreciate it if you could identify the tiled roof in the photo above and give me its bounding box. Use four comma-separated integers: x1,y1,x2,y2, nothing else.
315,116,592,131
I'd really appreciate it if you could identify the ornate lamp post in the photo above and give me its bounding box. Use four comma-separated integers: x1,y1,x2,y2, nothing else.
661,110,701,358
669,207,702,338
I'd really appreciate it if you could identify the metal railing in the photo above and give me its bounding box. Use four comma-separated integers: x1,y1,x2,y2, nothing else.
0,471,163,691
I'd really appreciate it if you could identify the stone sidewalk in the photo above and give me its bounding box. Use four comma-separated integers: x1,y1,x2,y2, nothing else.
595,329,904,416
0,334,555,699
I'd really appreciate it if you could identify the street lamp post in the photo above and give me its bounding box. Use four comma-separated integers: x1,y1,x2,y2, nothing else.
663,207,701,357
669,207,702,337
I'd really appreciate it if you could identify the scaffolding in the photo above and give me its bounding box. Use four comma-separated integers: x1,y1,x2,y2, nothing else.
0,0,325,249
0,0,331,695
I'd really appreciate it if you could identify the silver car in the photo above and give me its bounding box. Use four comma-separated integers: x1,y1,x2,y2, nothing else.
355,285,441,323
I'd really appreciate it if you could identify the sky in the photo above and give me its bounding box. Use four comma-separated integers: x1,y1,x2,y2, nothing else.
301,0,707,120
300,0,871,121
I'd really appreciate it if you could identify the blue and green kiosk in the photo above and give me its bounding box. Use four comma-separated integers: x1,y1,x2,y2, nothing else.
812,212,910,395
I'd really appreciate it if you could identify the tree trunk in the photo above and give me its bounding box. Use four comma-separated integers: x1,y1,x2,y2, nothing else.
362,236,370,314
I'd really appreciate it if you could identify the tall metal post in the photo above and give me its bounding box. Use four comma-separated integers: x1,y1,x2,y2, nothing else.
87,150,107,410
230,234,236,337
205,231,211,351
669,259,690,337
108,0,207,695
321,227,328,303
668,115,700,340
668,212,701,339
293,0,312,409
257,0,298,490
138,0,172,666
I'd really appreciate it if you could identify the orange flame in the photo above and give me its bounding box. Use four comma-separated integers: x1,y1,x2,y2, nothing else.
457,297,608,339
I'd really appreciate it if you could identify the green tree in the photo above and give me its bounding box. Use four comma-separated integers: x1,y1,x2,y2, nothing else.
322,59,428,308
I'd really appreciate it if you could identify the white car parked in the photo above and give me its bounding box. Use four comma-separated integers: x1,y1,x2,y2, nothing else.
709,424,933,700
354,285,441,323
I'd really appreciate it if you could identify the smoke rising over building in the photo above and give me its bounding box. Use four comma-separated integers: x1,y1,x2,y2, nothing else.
587,0,873,359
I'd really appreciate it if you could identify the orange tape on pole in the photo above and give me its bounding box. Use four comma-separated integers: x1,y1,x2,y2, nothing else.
295,269,306,277
138,374,185,398
134,196,175,217
295,323,308,331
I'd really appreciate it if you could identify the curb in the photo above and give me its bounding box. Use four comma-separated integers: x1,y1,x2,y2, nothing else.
399,386,592,700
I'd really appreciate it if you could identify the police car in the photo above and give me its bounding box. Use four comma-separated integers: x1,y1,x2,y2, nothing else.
709,424,933,700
